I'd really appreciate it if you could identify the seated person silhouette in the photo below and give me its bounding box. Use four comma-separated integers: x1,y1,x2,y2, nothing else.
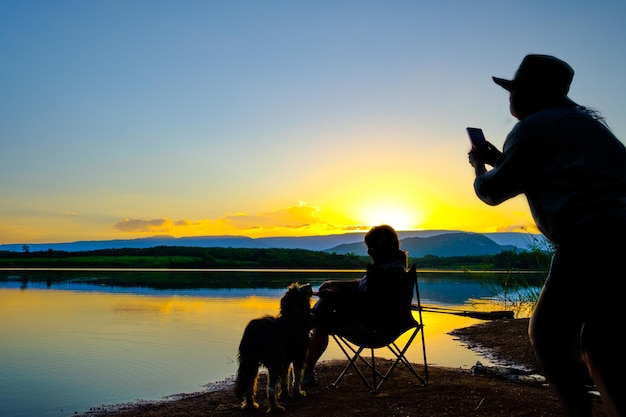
302,224,409,385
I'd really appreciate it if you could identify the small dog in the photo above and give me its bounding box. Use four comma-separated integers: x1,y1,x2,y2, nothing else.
235,282,313,412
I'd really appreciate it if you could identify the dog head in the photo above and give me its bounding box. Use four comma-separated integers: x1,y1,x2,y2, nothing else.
279,282,313,322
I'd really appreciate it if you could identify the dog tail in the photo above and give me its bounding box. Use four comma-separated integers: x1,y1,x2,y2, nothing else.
234,356,258,399
235,325,260,400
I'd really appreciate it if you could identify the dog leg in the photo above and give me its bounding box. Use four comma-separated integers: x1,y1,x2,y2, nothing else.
279,366,292,401
267,372,285,412
292,363,306,398
241,375,260,410
236,359,261,410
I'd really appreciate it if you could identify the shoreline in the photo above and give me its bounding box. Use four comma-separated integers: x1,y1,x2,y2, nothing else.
78,376,239,416
78,319,529,416
74,318,609,417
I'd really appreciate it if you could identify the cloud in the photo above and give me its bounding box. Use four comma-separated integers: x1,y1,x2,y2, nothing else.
494,224,539,233
341,225,372,231
114,218,176,233
221,204,322,230
112,203,346,237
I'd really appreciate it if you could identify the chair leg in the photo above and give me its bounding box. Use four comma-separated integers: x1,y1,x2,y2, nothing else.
331,333,425,394
330,335,378,392
415,325,429,385
330,325,428,393
369,329,427,392
330,335,364,388
387,329,428,386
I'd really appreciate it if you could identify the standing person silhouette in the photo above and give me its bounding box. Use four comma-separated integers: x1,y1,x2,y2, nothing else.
468,54,626,417
302,224,408,385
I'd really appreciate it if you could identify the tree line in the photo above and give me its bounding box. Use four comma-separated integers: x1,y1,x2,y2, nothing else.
0,245,552,271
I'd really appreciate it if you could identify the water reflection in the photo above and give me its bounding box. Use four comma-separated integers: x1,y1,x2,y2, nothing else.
2,268,357,290
0,269,541,417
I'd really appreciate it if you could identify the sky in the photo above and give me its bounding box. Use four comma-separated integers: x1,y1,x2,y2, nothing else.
2,1,626,245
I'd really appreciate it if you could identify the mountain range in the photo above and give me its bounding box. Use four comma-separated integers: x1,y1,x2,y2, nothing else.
0,230,548,258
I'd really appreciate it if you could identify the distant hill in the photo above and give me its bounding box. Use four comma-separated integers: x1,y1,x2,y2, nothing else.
0,230,547,257
325,232,517,257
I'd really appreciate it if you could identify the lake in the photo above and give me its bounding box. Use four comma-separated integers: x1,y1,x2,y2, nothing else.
0,268,540,417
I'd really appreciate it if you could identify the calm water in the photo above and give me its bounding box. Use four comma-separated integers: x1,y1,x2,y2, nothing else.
0,269,539,417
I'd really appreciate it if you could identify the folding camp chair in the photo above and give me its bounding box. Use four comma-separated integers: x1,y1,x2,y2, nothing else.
329,264,428,394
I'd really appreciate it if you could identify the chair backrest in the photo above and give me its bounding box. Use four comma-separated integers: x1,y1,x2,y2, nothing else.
401,263,417,311
341,264,419,348
386,263,419,332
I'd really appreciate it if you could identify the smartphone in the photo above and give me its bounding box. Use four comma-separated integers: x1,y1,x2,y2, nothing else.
466,127,486,150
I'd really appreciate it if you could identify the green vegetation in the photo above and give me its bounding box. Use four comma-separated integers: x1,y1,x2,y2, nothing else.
0,246,366,269
463,237,555,314
1,245,554,309
0,268,350,290
0,244,553,271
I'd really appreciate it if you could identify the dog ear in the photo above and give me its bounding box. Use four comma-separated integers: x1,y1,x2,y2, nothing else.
300,283,312,295
280,282,310,318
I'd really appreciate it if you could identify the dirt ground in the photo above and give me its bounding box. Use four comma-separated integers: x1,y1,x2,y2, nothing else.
78,318,608,417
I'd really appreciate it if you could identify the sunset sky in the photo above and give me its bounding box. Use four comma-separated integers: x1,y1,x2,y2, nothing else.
2,1,626,244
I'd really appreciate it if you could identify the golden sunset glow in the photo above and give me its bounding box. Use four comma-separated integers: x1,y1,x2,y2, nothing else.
2,3,624,246
357,202,425,231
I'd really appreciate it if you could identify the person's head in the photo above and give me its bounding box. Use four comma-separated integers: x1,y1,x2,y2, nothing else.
364,225,407,265
492,54,579,120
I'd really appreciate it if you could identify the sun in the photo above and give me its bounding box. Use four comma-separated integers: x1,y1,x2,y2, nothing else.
358,204,424,231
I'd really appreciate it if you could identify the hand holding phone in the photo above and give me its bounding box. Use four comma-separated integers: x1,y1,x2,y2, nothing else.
466,127,486,150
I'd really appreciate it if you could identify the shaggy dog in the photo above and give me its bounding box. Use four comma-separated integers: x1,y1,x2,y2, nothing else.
235,282,313,412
